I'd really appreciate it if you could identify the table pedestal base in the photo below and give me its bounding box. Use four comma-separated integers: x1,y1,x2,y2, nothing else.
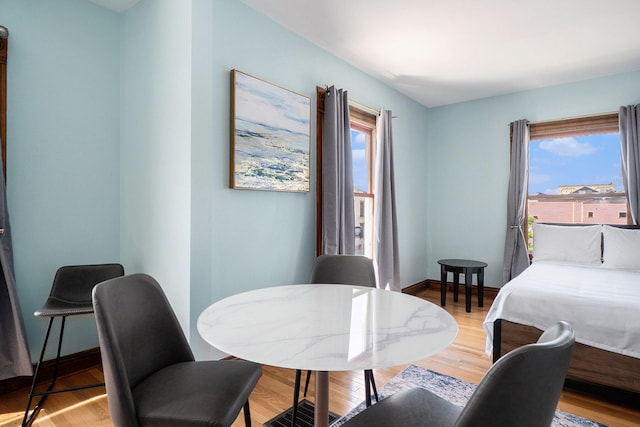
315,371,330,427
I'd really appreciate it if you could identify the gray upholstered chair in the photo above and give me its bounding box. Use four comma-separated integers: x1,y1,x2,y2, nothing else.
292,254,379,426
92,273,262,427
23,263,125,427
339,321,575,427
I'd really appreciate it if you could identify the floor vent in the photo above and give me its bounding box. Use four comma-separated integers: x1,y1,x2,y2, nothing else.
263,399,340,427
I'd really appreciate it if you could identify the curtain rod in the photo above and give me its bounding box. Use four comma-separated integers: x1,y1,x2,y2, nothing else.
349,99,381,116
324,85,397,117
350,100,398,118
509,110,618,126
324,85,381,115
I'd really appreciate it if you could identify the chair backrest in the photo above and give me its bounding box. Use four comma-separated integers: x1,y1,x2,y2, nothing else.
454,321,575,427
92,274,194,427
309,254,376,287
48,263,124,304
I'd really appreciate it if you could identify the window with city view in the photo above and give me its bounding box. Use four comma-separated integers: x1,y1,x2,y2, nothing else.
525,113,629,251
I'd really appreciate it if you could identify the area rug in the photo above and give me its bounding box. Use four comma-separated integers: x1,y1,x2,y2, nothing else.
332,364,608,427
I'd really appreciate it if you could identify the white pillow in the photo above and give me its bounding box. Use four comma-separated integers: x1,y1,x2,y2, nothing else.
602,225,640,270
532,223,602,265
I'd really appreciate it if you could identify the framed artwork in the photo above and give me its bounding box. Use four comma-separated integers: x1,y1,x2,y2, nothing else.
230,69,311,192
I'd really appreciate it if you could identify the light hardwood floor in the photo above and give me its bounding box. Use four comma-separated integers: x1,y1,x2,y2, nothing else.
1,288,638,426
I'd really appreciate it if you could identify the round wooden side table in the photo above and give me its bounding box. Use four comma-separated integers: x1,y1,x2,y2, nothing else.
438,258,487,313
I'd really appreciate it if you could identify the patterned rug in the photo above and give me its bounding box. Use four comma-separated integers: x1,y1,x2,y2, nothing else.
332,364,608,427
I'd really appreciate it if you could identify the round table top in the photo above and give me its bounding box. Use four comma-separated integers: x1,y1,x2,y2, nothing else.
438,259,488,268
197,284,458,372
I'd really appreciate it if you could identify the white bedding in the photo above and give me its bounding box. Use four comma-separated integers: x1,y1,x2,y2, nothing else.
483,261,640,359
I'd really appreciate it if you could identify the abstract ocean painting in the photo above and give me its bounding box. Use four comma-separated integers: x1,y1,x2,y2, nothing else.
231,70,310,192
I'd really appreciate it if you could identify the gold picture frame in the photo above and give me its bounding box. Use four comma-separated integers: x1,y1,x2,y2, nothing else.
230,69,311,192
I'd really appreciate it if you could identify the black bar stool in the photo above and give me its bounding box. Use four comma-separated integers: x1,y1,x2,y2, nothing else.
22,263,124,427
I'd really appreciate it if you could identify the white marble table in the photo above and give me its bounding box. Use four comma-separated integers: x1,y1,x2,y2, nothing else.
197,284,458,427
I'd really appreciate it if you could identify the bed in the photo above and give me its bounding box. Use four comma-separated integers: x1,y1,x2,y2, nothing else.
483,223,640,396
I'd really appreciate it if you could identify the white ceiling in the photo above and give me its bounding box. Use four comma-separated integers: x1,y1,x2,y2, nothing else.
239,0,640,107
91,0,640,108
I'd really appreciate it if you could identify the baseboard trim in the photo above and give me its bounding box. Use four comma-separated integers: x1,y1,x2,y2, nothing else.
402,279,429,295
399,279,499,300
0,347,102,395
423,278,499,301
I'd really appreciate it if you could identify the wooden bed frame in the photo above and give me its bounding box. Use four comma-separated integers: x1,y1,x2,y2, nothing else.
491,223,640,398
493,319,640,396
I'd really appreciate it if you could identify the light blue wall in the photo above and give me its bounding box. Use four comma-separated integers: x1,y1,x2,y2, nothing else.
426,71,640,288
3,0,121,360
189,0,216,356
190,0,431,358
204,0,431,295
2,0,431,363
5,0,639,366
119,0,193,337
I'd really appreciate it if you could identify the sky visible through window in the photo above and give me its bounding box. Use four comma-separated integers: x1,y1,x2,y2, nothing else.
351,129,369,192
528,133,622,195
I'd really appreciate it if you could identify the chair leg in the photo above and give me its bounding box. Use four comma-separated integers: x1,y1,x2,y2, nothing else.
292,369,302,427
243,400,252,427
364,370,372,407
22,316,62,427
368,369,379,403
303,369,312,397
22,316,104,427
364,369,379,407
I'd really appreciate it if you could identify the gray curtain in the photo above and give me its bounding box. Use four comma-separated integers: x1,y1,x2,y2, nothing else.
322,86,355,254
374,110,400,291
0,149,32,380
620,104,640,225
502,120,530,283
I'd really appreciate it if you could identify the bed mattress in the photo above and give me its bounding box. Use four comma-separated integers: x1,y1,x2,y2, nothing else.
483,261,640,359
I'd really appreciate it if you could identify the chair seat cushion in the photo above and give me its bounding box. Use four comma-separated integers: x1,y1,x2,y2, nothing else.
132,359,262,427
341,387,462,427
35,297,94,317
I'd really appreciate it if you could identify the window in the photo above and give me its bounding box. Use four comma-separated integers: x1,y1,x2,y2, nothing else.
351,119,375,257
525,113,629,250
316,87,377,257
